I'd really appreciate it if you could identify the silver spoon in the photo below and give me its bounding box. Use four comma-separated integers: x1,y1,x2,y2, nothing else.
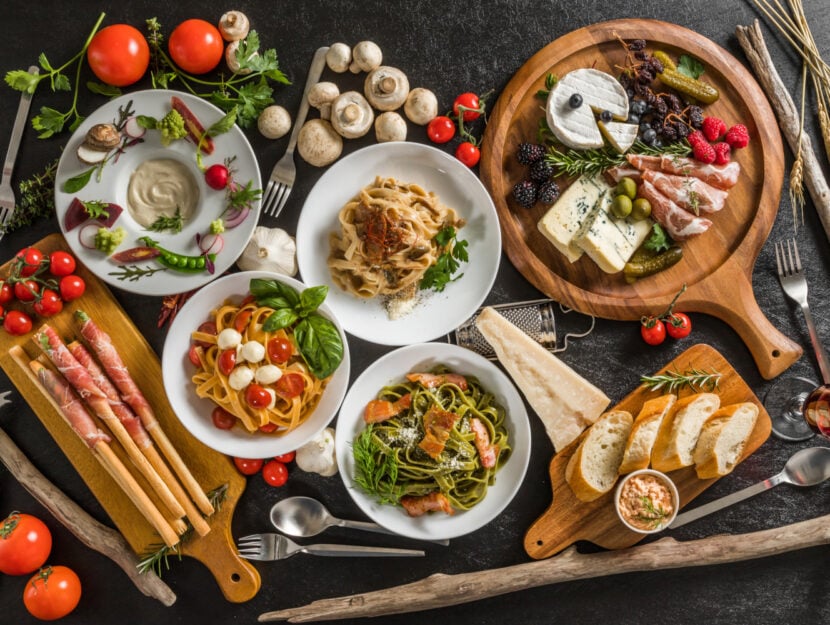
270,496,449,546
670,446,830,529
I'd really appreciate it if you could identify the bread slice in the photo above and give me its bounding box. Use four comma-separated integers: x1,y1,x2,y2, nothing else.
651,392,721,472
565,410,633,502
474,307,610,452
618,394,677,475
693,402,759,479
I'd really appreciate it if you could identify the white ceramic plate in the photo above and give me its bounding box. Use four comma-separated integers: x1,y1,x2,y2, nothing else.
335,342,530,541
295,142,501,345
162,271,350,458
55,90,260,296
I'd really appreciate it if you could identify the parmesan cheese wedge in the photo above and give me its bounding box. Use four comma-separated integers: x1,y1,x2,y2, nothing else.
475,306,611,452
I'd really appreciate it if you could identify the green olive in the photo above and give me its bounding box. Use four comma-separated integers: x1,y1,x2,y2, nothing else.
616,177,637,200
631,197,652,221
612,194,633,219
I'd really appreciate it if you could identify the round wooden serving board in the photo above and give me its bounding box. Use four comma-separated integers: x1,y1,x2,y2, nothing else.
480,19,801,379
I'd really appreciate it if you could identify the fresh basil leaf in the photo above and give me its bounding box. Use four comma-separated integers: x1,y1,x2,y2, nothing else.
298,285,328,316
256,296,295,310
249,278,300,308
263,307,298,332
294,315,344,379
677,54,705,79
136,115,158,129
206,107,238,137
62,167,95,193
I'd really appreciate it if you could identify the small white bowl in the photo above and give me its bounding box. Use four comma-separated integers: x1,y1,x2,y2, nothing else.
615,469,679,534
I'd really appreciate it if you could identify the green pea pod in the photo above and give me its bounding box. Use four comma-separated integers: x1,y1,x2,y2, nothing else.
138,236,216,274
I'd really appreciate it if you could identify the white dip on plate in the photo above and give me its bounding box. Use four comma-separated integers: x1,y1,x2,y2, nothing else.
127,158,199,227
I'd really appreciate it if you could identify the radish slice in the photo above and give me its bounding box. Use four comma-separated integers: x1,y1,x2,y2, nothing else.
79,223,101,250
196,232,225,255
224,206,250,228
124,116,146,139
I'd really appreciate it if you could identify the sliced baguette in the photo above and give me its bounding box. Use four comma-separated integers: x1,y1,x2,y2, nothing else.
618,393,677,475
651,392,721,472
565,410,633,502
693,402,759,479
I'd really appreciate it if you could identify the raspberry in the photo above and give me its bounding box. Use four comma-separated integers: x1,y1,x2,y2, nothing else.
687,130,706,146
512,180,538,208
712,142,731,165
538,180,561,204
516,142,545,165
701,116,727,142
692,140,716,164
724,124,750,149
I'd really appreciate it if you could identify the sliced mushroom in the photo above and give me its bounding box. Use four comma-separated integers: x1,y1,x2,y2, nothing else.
364,66,410,111
297,119,343,167
307,82,340,121
375,111,407,142
404,87,438,125
349,41,382,73
84,123,121,150
330,91,374,139
257,105,292,139
326,43,352,73
218,11,250,41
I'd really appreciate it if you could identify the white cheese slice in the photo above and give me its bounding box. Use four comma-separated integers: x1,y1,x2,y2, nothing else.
537,174,612,262
598,120,639,153
573,192,654,273
475,307,611,452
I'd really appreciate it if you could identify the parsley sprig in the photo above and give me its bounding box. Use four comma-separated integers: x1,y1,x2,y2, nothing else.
419,227,469,292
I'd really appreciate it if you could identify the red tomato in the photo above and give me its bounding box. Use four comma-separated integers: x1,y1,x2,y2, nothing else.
455,141,481,167
640,317,667,346
14,280,40,302
23,565,82,621
0,512,52,575
205,164,230,190
665,313,692,339
258,422,279,433
245,384,273,409
218,349,237,376
262,460,289,487
3,310,33,336
233,308,252,333
48,251,76,277
16,247,43,277
452,92,482,122
33,289,64,317
426,116,456,143
58,275,86,302
188,344,202,367
274,451,295,464
87,24,150,87
267,337,293,364
211,406,236,430
168,19,224,74
0,280,13,305
275,372,305,399
233,457,264,475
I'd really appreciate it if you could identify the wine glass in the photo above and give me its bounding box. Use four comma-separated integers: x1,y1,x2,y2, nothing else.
764,376,830,441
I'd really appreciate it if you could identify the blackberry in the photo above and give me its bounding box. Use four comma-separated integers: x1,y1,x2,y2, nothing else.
661,124,678,142
512,180,538,209
687,105,704,128
516,142,545,165
529,159,554,182
675,123,690,139
629,39,647,51
537,180,560,204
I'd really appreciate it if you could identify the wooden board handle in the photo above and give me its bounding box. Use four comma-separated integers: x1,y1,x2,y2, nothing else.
185,524,260,603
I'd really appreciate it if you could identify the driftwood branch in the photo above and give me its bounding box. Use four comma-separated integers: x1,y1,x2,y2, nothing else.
260,513,830,622
736,19,830,241
0,426,176,607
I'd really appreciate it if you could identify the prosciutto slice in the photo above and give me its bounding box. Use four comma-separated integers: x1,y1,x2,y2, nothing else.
418,406,460,459
642,170,728,214
470,417,500,469
626,153,740,190
401,492,454,517
639,179,712,240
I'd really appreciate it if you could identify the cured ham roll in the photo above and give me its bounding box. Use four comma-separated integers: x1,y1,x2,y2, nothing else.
627,153,740,190
639,178,712,240
642,170,728,214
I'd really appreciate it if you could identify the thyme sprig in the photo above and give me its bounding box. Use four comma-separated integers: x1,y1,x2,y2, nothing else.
2,159,58,235
640,367,723,393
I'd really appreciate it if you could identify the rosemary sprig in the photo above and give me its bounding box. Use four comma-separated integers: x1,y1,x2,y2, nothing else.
108,264,168,282
640,367,722,393
545,140,691,178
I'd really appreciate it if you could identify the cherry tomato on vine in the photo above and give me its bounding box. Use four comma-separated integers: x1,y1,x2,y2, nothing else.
16,247,43,277
48,251,76,277
13,280,39,303
0,512,52,576
262,460,289,487
33,289,64,317
23,565,82,621
640,317,666,346
87,24,150,87
0,281,12,305
59,274,86,302
274,451,295,464
267,337,293,364
233,457,264,476
455,141,481,167
426,116,456,144
452,92,482,122
665,312,692,339
211,406,236,430
245,384,273,409
168,19,224,74
3,310,33,336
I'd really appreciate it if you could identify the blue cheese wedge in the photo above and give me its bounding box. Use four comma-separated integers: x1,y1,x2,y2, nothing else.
537,174,611,262
573,192,654,273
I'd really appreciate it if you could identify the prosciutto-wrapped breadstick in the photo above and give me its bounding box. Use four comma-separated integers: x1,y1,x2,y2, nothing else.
74,310,214,516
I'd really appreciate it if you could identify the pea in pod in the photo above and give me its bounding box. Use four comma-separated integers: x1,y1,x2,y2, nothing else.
138,236,216,274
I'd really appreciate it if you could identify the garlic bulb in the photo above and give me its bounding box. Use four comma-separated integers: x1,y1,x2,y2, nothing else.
295,427,338,476
237,226,297,275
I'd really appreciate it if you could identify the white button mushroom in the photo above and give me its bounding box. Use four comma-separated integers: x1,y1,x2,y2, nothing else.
404,87,439,125
254,364,283,385
295,427,338,476
375,111,407,142
217,328,242,350
349,41,382,73
228,366,255,391
297,119,344,167
307,82,340,121
257,105,292,139
325,43,352,73
364,66,410,112
239,341,266,363
225,40,254,74
218,11,250,42
330,91,374,139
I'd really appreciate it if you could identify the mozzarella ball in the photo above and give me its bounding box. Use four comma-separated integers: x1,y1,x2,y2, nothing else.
228,366,254,391
217,328,242,350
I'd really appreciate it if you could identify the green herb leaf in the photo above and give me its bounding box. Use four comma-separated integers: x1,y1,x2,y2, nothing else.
294,314,344,378
640,367,722,393
32,106,68,138
87,81,122,97
4,69,40,93
146,207,184,233
677,54,705,79
205,107,238,137
419,227,468,292
108,264,168,282
226,179,262,211
62,167,96,193
644,223,670,253
80,199,110,220
249,278,300,309
353,426,400,505
262,307,299,332
298,285,328,316
136,115,158,129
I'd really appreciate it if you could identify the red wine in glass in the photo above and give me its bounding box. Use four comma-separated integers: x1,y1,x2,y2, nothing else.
765,376,830,441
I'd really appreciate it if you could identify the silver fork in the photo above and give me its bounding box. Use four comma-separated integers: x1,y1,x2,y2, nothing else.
261,46,330,219
0,66,38,243
775,238,830,384
236,533,424,560
0,390,12,409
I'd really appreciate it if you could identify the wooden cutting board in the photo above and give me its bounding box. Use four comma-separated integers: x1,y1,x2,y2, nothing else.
0,233,260,602
524,343,770,559
479,19,801,380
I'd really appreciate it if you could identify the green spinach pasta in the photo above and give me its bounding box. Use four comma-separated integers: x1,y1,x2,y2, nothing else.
352,367,511,516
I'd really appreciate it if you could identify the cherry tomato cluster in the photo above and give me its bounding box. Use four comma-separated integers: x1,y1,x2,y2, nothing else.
1,248,87,336
233,451,296,487
640,285,692,346
426,92,490,168
0,511,82,620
